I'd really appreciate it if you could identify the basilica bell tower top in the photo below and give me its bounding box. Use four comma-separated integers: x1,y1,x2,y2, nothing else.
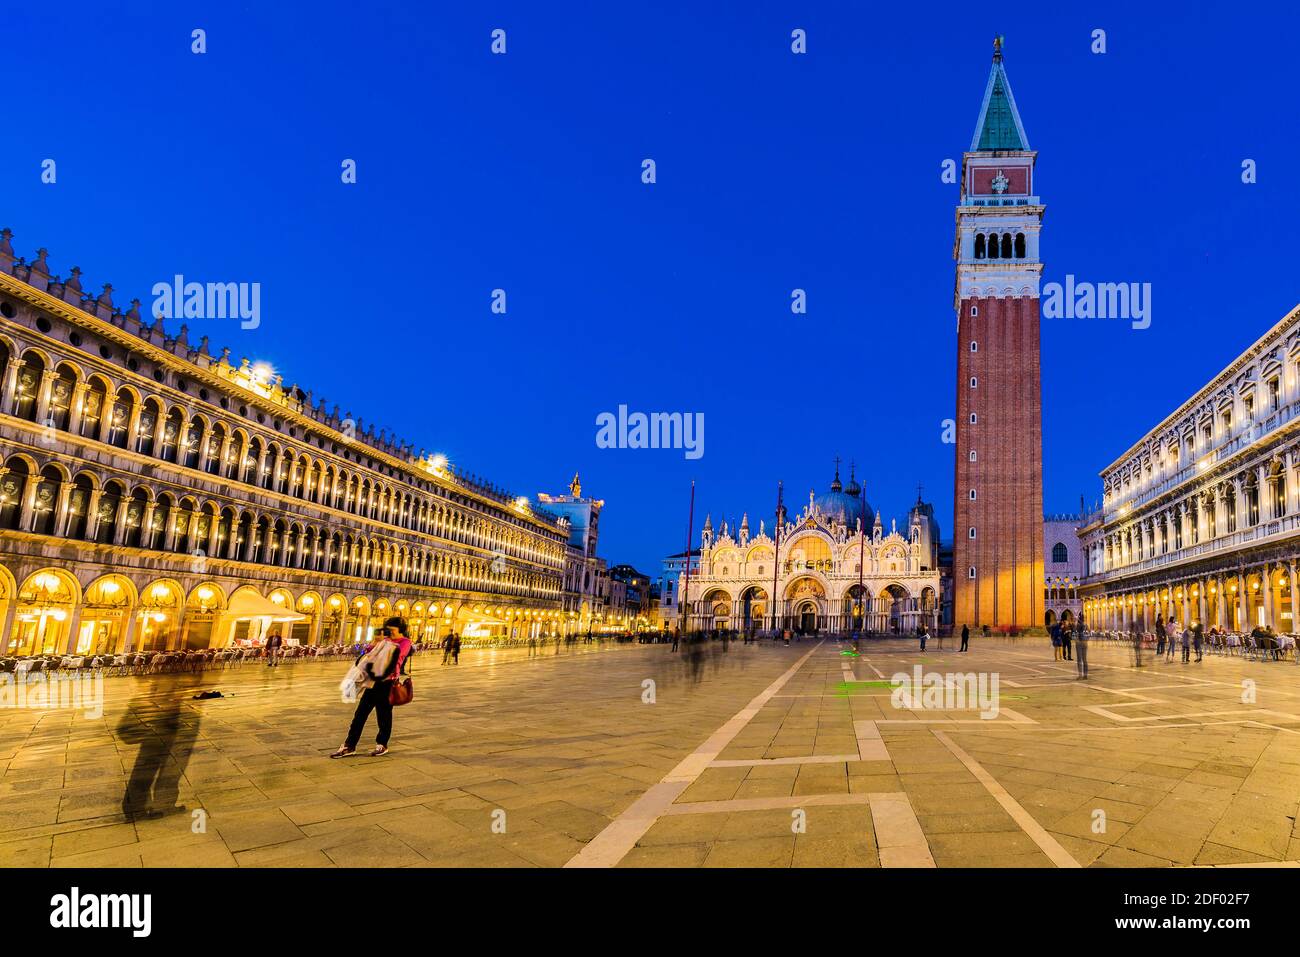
952,37,1046,631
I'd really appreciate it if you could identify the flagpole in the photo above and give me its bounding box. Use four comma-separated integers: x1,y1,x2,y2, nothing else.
770,481,783,635
680,480,696,636
857,477,866,640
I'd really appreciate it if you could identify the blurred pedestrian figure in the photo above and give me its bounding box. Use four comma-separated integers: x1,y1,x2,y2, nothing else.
918,622,929,653
1074,621,1089,679
671,627,680,652
1166,618,1179,659
451,632,461,665
1130,619,1144,667
1155,615,1166,657
441,632,454,665
960,624,970,652
1181,624,1192,662
1050,622,1062,660
686,633,706,684
119,673,203,820
1061,622,1073,661
1193,622,1204,662
331,618,412,759
937,627,946,652
266,631,282,667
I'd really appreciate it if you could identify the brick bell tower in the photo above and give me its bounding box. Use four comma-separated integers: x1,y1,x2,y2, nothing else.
952,37,1045,631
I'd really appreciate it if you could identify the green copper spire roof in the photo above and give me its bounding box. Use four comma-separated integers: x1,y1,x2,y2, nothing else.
970,38,1029,152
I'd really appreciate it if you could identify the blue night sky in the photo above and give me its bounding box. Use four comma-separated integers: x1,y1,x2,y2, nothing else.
4,1,1298,574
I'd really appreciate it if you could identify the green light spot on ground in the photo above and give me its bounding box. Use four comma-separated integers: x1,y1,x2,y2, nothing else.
834,680,895,695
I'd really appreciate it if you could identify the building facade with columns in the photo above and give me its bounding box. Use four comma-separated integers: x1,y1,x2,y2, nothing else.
1043,513,1086,627
678,466,943,635
1079,302,1300,635
0,230,568,656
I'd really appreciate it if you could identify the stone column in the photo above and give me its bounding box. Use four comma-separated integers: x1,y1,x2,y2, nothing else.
52,480,72,537
17,473,40,530
2,357,23,413
112,497,130,545
67,382,88,436
34,369,57,426
124,402,144,453
217,433,234,478
1263,563,1276,631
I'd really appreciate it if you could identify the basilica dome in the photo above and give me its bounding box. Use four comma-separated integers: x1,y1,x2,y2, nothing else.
814,464,872,529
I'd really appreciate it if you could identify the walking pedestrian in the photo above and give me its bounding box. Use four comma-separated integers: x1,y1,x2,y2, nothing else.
1181,624,1192,662
919,622,929,653
1192,622,1204,662
1166,619,1179,659
441,632,453,665
451,632,461,665
1074,620,1089,679
671,627,680,652
960,624,969,652
1130,619,1144,667
330,617,412,759
265,631,282,668
1050,622,1062,661
1061,621,1073,661
1155,615,1166,657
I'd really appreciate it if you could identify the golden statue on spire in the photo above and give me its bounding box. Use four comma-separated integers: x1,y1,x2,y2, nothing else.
569,472,582,498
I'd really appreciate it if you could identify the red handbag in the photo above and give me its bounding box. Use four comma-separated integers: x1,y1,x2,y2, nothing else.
389,676,413,706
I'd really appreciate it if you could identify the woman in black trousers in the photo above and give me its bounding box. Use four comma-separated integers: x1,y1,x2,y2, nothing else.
330,617,412,758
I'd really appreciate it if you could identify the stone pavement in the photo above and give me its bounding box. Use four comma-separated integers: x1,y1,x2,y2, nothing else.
2,636,1299,867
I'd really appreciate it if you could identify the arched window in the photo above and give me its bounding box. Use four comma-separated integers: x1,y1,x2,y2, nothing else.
970,341,978,352
969,413,977,424
987,234,999,259
974,234,985,259
1014,233,1026,258
1051,542,1068,563
970,376,977,388
1000,233,1012,258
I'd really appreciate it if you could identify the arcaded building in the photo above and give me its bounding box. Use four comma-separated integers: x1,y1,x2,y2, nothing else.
0,230,567,656
1079,303,1300,634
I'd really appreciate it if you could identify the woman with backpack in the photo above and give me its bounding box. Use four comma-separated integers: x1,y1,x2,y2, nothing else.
330,617,412,758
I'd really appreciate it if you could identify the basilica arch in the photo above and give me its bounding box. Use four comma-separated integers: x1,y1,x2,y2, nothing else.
784,575,827,634
700,588,733,629
739,585,768,634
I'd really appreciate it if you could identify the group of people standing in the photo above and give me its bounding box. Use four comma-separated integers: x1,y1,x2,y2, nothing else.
1050,619,1091,678
1127,616,1204,666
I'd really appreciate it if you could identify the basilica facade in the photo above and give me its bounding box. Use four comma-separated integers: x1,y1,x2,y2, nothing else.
679,467,942,635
